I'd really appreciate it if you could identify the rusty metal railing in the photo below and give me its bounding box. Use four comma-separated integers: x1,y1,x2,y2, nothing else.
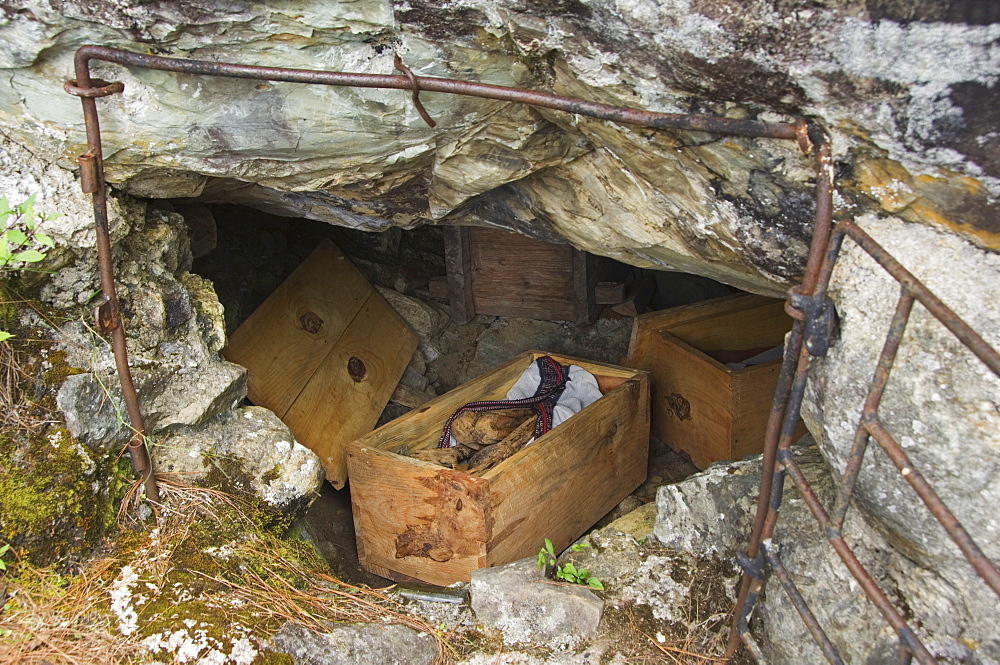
65,46,824,507
726,217,1000,662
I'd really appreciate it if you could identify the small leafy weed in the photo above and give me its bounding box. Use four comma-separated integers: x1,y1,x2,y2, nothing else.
536,538,605,591
0,193,60,341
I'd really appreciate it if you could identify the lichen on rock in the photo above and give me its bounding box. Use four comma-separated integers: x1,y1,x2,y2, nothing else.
154,406,324,517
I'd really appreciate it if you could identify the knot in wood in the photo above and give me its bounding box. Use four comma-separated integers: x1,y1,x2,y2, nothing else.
347,356,367,382
299,310,323,334
667,393,691,421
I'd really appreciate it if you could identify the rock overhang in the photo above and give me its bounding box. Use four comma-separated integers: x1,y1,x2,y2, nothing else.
4,0,997,302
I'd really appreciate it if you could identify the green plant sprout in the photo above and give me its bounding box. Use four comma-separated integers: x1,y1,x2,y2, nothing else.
0,543,11,571
536,538,605,591
0,193,59,341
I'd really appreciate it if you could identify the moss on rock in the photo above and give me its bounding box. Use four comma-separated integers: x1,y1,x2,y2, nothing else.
0,422,132,566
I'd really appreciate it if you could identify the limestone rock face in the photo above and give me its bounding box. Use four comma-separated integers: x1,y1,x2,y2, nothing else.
2,2,996,294
49,198,250,442
805,215,1000,568
800,213,1000,660
1,132,319,522
647,443,1000,663
271,622,438,665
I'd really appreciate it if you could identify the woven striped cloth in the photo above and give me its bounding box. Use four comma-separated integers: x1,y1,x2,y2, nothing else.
436,356,570,449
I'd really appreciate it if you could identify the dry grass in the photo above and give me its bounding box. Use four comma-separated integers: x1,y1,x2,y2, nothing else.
0,482,454,665
0,328,53,432
600,549,749,665
0,558,146,664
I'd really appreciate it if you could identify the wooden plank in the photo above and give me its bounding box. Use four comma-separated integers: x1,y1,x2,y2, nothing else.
444,226,475,324
468,227,579,321
282,293,418,488
730,361,807,460
352,350,640,457
611,273,655,317
224,239,371,417
572,250,599,324
348,446,491,586
428,275,449,301
625,292,777,370
595,281,626,305
484,375,649,565
649,331,734,469
352,354,528,456
666,300,791,355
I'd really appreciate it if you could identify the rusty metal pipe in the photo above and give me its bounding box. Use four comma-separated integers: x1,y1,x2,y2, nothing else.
760,540,844,664
72,53,159,504
73,46,801,140
725,127,834,659
839,220,1000,377
864,418,1000,595
778,451,937,665
830,289,915,530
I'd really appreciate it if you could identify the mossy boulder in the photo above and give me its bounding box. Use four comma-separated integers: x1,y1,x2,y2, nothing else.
0,367,132,566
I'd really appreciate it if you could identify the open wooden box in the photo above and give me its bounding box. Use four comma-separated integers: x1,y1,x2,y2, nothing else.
626,293,805,470
346,351,649,586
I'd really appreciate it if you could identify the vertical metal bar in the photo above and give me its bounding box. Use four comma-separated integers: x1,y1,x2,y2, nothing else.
72,58,159,504
726,128,834,658
831,289,915,530
740,632,769,664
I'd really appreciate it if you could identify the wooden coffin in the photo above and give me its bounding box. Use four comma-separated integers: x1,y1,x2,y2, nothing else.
224,239,418,488
346,351,649,586
444,226,598,324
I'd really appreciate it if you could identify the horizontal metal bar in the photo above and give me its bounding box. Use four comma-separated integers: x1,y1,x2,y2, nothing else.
74,46,803,141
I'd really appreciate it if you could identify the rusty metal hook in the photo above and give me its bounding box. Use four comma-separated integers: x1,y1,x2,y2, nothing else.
64,78,125,98
394,54,437,128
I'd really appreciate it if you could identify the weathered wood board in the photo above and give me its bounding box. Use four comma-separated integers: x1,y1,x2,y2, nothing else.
225,238,418,488
626,293,805,469
347,351,649,586
445,226,597,324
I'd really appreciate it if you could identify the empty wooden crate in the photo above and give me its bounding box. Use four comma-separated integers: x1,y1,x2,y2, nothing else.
346,351,649,586
626,293,805,469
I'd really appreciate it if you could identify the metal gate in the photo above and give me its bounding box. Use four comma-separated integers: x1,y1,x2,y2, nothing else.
726,219,1000,663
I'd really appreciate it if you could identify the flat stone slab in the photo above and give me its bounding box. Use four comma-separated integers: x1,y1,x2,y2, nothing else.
271,622,438,665
470,556,603,647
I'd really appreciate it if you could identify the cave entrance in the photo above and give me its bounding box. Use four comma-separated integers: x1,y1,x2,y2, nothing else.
182,201,732,584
